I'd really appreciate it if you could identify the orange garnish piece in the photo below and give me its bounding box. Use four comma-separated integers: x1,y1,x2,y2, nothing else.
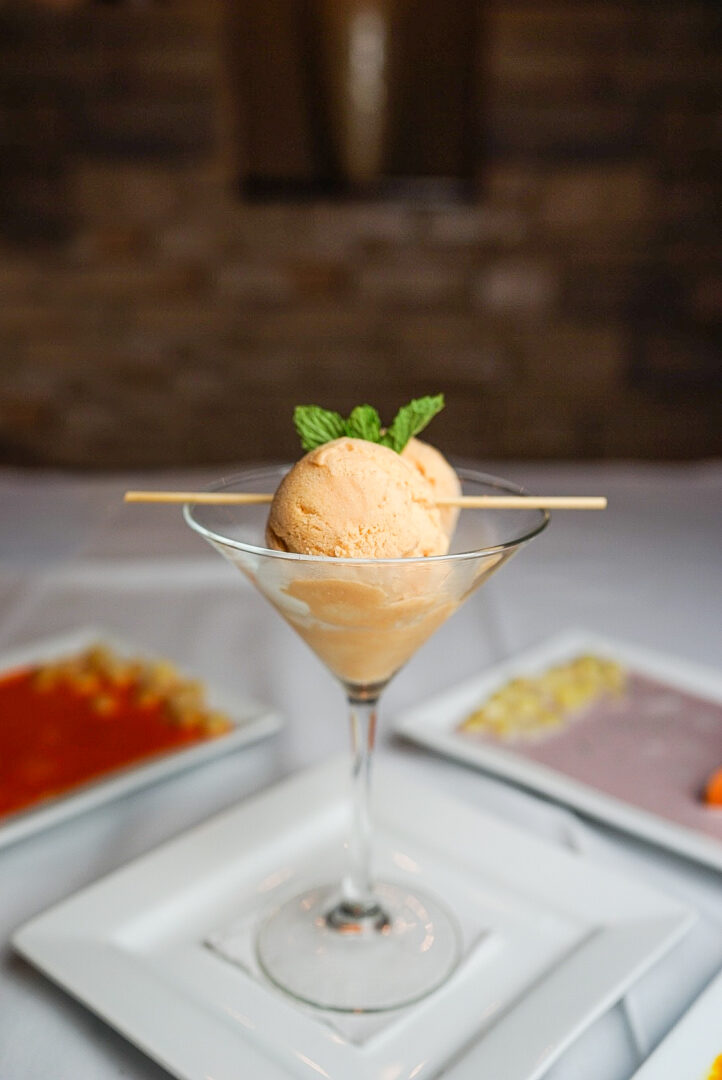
706,1054,722,1080
704,768,722,807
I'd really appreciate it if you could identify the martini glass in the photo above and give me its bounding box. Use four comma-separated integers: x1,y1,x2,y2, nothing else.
185,465,548,1012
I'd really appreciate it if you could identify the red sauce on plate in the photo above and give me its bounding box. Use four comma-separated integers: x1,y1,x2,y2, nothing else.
0,664,227,819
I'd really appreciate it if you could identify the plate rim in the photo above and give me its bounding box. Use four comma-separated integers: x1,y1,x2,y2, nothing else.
628,967,722,1079
0,625,282,850
12,754,694,1080
393,627,722,872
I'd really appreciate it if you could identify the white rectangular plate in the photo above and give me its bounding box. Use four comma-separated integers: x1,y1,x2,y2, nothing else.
394,629,722,872
0,626,281,850
630,968,722,1079
14,756,692,1080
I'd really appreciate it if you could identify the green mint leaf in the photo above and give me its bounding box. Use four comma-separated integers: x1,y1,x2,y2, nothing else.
293,395,446,453
345,404,382,443
384,393,445,453
293,405,346,451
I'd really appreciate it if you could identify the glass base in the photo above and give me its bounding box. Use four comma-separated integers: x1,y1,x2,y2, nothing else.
256,881,461,1012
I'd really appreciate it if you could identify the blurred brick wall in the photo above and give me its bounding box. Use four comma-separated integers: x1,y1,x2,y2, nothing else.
0,0,720,467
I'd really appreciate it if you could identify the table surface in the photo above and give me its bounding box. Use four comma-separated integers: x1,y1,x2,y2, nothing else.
1,460,721,1080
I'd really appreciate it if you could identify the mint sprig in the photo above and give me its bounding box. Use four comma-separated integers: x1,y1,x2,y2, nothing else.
293,394,445,454
381,394,445,453
345,404,382,443
293,405,346,451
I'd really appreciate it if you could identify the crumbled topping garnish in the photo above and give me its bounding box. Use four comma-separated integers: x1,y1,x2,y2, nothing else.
32,645,231,736
460,654,626,741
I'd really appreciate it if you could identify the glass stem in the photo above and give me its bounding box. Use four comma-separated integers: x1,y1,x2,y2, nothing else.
343,694,377,911
327,693,388,930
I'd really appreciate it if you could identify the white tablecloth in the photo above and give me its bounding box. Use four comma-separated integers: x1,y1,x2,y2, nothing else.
1,461,721,1080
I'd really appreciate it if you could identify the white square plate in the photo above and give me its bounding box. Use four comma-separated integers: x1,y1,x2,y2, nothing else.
394,629,722,872
629,968,722,1079
0,626,281,850
14,756,692,1080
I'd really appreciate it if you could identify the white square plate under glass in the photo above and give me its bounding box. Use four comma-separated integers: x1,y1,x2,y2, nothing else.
14,756,692,1080
0,626,282,850
394,629,722,872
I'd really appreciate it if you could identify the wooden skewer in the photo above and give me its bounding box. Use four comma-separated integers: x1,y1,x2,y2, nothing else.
124,491,607,510
125,491,276,505
437,495,607,509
